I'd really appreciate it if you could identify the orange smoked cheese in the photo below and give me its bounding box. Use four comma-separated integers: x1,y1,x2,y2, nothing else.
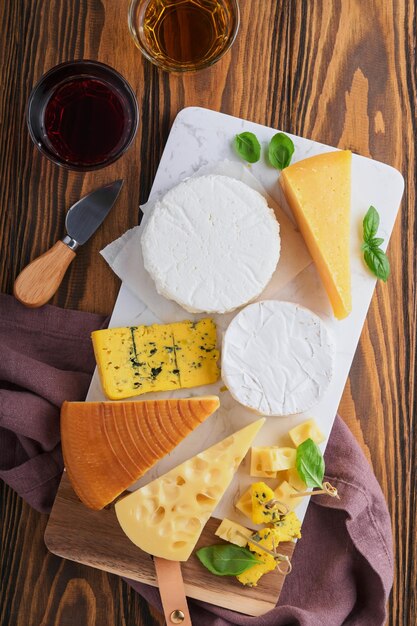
61,396,220,510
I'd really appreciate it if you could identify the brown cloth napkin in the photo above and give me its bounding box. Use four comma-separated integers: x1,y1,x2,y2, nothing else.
0,293,393,625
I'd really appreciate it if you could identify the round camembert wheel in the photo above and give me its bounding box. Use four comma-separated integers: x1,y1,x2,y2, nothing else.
222,300,335,416
141,175,281,314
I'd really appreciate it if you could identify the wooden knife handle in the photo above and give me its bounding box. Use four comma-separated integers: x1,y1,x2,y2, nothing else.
14,241,76,308
154,557,192,626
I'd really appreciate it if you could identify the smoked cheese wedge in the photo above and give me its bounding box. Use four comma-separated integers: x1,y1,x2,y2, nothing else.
115,418,265,561
61,396,220,510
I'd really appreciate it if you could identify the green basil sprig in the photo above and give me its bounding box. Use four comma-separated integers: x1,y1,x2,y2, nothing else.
196,544,261,576
296,438,325,489
268,132,295,170
234,132,261,163
361,206,390,282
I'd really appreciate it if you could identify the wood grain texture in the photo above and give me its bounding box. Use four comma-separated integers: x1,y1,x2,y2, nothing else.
44,474,294,617
14,241,76,307
0,0,415,625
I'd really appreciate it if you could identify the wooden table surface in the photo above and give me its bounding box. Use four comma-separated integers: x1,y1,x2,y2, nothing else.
0,1,415,624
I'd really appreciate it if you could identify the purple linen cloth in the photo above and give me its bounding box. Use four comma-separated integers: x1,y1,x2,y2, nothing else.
0,293,393,625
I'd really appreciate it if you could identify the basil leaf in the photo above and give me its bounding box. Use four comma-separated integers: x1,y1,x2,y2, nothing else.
234,132,261,163
363,206,380,241
196,544,261,576
296,438,325,489
268,133,295,170
363,247,390,282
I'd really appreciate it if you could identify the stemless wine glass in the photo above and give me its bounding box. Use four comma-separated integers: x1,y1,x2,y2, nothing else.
128,0,240,72
27,60,139,171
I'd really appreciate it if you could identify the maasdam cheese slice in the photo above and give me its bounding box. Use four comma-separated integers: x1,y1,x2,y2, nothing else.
221,300,335,416
115,418,265,561
141,175,280,314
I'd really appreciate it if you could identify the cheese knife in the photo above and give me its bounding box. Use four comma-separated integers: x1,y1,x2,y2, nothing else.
14,179,124,308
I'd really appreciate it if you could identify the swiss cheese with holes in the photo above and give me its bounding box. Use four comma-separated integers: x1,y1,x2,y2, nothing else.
115,418,265,561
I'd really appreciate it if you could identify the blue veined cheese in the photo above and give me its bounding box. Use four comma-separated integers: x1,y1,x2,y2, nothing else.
141,175,281,314
221,301,335,416
92,319,219,400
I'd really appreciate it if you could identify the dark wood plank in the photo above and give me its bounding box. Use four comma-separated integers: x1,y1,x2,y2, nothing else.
0,0,416,624
44,474,294,617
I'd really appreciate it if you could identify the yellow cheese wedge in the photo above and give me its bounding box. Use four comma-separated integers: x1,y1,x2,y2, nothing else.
288,419,325,447
115,418,265,561
92,318,219,400
61,397,219,510
215,519,252,547
280,150,352,319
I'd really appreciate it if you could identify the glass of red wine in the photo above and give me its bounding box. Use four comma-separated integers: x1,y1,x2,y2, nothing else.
27,60,139,171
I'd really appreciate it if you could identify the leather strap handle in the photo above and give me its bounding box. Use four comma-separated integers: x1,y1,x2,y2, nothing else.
154,557,192,625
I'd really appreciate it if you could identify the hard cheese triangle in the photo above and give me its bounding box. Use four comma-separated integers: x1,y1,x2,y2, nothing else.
61,397,219,510
115,418,265,561
280,150,352,319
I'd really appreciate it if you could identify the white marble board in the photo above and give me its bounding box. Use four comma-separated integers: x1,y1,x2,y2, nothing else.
86,106,404,529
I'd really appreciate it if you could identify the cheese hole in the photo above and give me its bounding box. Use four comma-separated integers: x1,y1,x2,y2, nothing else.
196,493,216,505
190,457,209,472
151,506,165,524
172,541,187,550
185,517,201,533
176,476,186,486
205,468,221,483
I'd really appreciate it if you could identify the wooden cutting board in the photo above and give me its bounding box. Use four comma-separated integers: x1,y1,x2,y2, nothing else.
45,472,294,616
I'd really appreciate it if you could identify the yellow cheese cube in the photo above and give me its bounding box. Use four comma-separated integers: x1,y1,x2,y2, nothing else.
251,482,282,524
250,448,277,478
287,467,307,492
273,511,302,541
235,488,253,520
215,519,252,547
264,447,297,471
280,150,352,319
289,419,325,447
92,318,219,400
274,480,305,511
236,528,278,587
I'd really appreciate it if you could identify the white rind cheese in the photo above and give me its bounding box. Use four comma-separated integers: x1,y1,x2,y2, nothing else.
221,301,335,416
141,175,281,314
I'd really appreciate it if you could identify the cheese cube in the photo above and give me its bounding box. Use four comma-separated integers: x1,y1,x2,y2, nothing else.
250,448,277,478
287,467,307,492
274,480,305,511
235,488,253,520
289,419,325,447
260,447,297,471
236,528,278,587
92,318,219,400
273,511,302,541
215,519,252,547
251,482,282,524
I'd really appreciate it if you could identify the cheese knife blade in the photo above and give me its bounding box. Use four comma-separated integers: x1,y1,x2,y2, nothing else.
14,179,124,308
64,179,124,248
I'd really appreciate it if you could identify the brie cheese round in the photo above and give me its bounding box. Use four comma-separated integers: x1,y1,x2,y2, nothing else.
222,301,335,416
141,175,280,314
